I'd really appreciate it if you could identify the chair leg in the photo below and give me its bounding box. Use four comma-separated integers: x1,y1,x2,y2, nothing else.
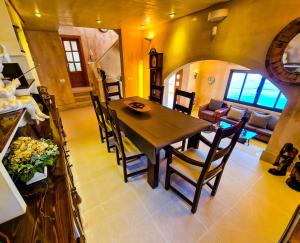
165,165,172,190
191,186,203,214
181,139,186,151
211,172,223,196
122,158,128,183
115,147,120,165
99,127,104,143
105,132,111,152
165,150,172,190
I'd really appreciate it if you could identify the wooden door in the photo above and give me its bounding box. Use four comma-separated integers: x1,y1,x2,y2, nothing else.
62,37,88,87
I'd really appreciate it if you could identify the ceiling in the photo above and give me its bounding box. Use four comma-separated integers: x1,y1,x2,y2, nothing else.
11,0,230,31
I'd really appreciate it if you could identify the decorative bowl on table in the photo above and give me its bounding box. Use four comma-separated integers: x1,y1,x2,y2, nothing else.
123,100,151,113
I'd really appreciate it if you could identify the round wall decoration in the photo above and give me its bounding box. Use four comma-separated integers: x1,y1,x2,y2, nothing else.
207,76,215,85
266,17,300,85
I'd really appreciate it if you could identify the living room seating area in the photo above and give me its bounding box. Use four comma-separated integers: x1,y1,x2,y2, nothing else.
198,99,280,143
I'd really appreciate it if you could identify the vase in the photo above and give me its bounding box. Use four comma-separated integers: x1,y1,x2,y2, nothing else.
26,166,48,185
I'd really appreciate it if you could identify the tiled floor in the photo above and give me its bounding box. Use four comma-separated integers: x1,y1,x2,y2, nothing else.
61,106,300,243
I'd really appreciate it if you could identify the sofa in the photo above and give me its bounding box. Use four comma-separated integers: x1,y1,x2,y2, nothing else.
219,105,279,143
198,99,229,123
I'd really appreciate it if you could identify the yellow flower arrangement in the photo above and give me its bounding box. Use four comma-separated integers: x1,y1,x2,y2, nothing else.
5,137,59,182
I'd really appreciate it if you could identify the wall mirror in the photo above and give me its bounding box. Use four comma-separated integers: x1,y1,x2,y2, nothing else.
266,18,300,85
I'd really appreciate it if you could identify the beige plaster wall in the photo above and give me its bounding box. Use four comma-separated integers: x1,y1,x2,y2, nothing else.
0,0,21,55
133,0,300,162
0,0,39,83
180,60,248,106
121,28,143,97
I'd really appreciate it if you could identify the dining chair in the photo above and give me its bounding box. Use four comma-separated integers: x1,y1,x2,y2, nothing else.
107,107,147,182
173,89,195,115
99,69,122,102
149,84,164,104
172,89,196,150
165,116,248,213
90,91,115,152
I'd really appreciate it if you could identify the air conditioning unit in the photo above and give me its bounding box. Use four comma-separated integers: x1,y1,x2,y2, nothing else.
208,9,229,22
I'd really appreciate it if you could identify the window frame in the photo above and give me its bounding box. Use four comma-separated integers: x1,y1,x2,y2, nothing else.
224,69,287,112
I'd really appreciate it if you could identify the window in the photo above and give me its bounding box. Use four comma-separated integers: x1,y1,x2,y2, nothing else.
62,40,82,72
224,70,288,112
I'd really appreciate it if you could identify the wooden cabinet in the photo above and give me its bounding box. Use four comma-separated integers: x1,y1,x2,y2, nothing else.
149,49,163,86
0,88,85,242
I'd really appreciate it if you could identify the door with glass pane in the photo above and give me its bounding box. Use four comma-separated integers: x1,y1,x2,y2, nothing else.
62,37,88,87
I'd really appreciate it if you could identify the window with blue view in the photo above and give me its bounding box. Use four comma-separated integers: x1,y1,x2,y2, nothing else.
224,70,288,112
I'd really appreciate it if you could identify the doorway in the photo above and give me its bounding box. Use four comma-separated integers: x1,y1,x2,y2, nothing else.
61,36,89,88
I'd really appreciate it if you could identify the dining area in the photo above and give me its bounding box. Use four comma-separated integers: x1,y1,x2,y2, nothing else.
59,88,299,242
89,76,248,214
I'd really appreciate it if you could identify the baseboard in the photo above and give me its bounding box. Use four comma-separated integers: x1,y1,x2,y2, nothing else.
260,150,277,164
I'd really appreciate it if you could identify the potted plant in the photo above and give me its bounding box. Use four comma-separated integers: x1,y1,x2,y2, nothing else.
5,137,59,184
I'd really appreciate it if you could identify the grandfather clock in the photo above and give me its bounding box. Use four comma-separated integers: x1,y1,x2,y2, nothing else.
149,48,163,86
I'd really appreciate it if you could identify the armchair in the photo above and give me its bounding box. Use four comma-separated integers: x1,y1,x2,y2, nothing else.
198,100,228,123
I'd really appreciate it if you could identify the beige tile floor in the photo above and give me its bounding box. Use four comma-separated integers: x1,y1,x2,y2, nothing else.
61,106,300,243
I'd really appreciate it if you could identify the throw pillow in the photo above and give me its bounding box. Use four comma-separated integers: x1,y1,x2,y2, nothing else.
227,107,246,121
208,99,223,111
267,115,279,131
249,112,272,129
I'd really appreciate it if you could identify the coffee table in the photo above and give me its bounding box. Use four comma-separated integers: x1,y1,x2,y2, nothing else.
214,121,257,145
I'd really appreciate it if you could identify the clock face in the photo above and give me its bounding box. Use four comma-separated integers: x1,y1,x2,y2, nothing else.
151,56,157,67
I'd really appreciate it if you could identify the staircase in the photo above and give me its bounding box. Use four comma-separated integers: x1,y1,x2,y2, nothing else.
73,90,92,108
59,87,93,111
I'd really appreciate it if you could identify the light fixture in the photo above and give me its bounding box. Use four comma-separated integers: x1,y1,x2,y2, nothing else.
96,19,102,24
34,12,42,18
140,24,145,28
169,12,176,18
176,74,181,80
194,71,199,79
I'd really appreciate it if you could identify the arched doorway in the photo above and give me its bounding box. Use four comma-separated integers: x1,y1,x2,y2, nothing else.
163,60,288,147
163,60,288,113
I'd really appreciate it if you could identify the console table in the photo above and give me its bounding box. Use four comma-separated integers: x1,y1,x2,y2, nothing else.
0,91,85,242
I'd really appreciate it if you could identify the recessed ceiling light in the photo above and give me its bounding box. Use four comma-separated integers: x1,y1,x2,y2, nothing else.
169,12,176,18
34,12,42,18
96,19,102,24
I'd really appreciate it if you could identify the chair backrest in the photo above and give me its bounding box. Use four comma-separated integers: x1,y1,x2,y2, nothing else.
199,116,248,182
89,91,108,131
99,69,122,102
107,108,126,159
173,89,195,115
149,85,164,104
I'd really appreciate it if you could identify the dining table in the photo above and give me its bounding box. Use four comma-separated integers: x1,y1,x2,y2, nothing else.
102,96,210,189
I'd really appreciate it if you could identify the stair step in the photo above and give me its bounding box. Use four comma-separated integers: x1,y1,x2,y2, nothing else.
73,91,91,97
74,95,91,102
59,100,92,111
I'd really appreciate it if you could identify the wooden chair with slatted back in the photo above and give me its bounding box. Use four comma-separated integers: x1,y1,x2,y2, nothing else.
99,69,122,102
107,107,147,183
165,116,248,213
172,89,196,150
173,89,195,115
149,85,164,104
90,91,114,152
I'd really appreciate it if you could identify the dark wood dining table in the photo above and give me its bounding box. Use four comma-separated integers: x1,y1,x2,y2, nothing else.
103,97,210,188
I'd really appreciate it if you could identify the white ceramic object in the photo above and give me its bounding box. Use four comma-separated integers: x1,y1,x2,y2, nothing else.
26,166,47,185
